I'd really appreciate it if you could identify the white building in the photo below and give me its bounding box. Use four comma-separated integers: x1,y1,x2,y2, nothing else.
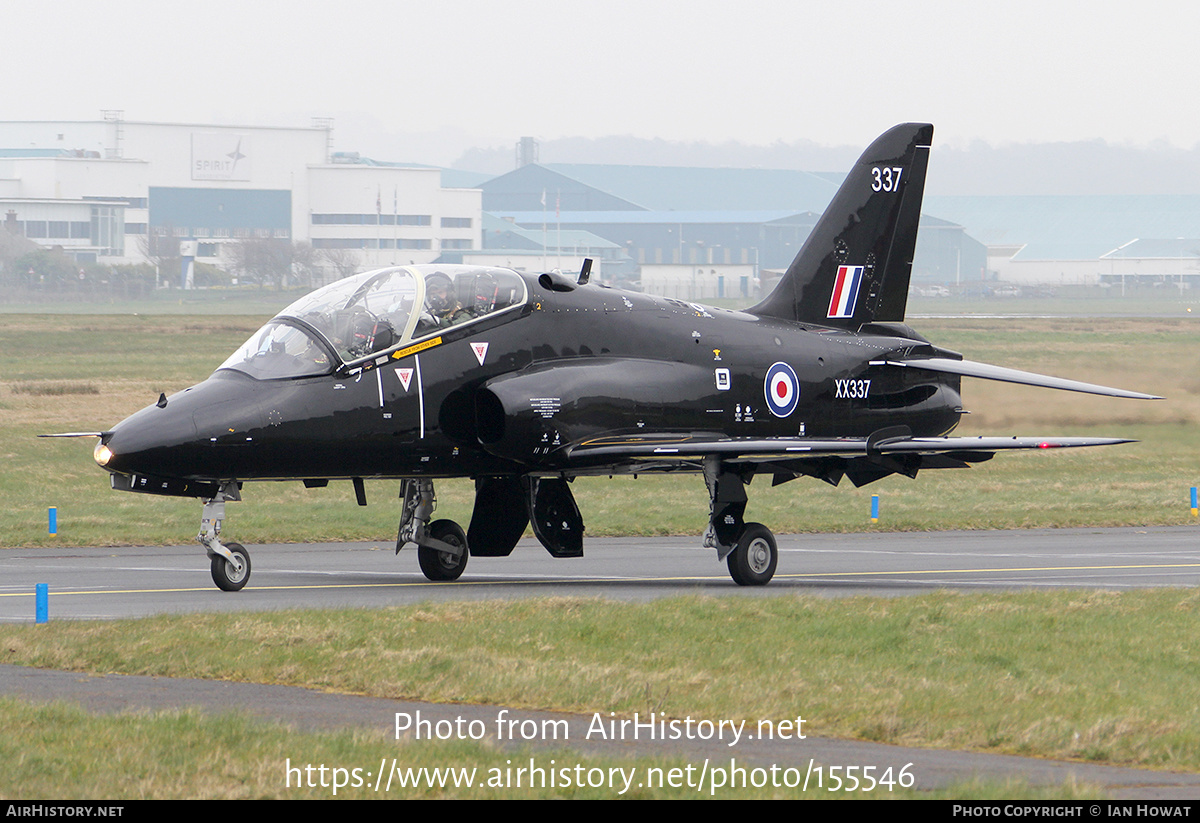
0,118,481,280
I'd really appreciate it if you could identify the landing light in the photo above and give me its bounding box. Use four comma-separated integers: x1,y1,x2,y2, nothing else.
94,442,113,467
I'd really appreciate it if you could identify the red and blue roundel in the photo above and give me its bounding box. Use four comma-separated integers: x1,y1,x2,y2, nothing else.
764,361,800,417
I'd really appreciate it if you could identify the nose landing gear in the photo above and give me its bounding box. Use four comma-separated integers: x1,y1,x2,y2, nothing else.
198,482,251,591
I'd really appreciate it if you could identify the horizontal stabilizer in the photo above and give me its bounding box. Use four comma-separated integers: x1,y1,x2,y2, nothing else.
871,358,1162,400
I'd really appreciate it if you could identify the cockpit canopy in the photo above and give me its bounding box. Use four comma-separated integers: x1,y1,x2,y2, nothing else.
218,265,527,379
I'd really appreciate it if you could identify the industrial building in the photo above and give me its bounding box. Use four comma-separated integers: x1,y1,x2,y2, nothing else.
0,116,481,284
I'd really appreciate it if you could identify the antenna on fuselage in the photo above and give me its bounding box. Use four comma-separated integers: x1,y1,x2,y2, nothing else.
578,258,593,285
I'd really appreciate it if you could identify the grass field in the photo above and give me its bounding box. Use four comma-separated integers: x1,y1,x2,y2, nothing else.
0,699,1102,800
6,591,1200,766
0,591,1194,798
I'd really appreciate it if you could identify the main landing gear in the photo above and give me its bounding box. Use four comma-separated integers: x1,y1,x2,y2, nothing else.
397,468,780,586
704,457,779,586
198,482,252,591
726,523,778,586
395,475,585,582
397,479,469,581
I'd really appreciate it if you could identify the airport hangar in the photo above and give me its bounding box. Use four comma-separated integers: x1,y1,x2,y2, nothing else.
480,162,1200,298
477,160,984,298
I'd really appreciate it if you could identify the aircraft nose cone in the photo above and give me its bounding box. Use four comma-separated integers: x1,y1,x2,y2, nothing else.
100,374,259,481
101,395,201,478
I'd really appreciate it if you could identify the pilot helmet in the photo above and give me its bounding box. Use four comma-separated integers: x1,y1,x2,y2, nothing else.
426,272,454,312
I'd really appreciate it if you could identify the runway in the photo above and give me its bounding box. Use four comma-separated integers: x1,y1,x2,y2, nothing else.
2,526,1198,621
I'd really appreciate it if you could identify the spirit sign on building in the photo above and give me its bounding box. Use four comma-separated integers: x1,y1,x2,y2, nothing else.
191,133,251,181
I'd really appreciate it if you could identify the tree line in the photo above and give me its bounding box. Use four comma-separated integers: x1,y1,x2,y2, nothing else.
0,231,362,300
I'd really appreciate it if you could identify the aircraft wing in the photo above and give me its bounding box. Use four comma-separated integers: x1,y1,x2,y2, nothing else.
564,431,1135,488
566,432,1134,463
870,357,1163,400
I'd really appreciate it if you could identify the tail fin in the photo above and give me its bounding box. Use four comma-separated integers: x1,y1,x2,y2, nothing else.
750,123,932,328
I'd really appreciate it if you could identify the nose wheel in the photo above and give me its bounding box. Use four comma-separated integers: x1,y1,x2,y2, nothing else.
211,542,251,591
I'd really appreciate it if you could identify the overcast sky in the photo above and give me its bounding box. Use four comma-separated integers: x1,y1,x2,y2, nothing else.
5,0,1200,165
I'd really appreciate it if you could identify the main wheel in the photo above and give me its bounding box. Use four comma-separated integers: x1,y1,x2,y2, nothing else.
418,519,469,581
726,523,777,586
211,542,251,592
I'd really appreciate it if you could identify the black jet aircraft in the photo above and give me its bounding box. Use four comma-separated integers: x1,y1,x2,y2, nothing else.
69,123,1160,590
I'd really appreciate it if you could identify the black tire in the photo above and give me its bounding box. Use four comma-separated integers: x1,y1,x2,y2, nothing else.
211,542,251,592
418,519,469,581
726,523,777,586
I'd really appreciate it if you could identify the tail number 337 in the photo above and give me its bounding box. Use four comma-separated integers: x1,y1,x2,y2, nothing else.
871,167,903,192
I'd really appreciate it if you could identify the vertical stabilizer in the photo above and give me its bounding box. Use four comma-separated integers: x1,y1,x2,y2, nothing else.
750,123,932,327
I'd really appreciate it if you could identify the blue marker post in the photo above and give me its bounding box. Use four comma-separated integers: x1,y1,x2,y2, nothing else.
35,584,48,624
48,506,57,535
1191,487,1198,517
871,495,880,523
